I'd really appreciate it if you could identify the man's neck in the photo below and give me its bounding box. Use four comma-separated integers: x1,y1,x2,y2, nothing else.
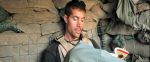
64,32,78,42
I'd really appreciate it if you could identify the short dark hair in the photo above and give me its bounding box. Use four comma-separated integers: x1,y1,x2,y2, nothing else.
64,0,86,16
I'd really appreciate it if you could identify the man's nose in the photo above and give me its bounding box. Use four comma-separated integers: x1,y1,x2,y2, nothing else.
77,20,82,27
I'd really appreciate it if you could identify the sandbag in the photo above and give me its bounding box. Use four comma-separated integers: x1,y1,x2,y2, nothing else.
116,0,150,30
97,19,138,35
125,39,150,57
136,31,150,45
100,34,113,52
107,21,138,35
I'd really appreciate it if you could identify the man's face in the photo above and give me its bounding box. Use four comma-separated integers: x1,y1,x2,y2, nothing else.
64,9,85,38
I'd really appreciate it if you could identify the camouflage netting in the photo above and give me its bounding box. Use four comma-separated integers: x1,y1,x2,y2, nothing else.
0,6,22,33
0,6,9,22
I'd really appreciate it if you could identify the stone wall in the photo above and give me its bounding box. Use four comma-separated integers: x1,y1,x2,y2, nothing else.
0,0,105,62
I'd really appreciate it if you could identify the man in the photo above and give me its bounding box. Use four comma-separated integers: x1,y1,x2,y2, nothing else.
41,0,99,62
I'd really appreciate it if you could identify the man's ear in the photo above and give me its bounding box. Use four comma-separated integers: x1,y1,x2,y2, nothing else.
63,15,68,23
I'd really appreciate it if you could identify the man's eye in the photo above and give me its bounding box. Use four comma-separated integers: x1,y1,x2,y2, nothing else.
81,19,85,22
73,17,78,21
